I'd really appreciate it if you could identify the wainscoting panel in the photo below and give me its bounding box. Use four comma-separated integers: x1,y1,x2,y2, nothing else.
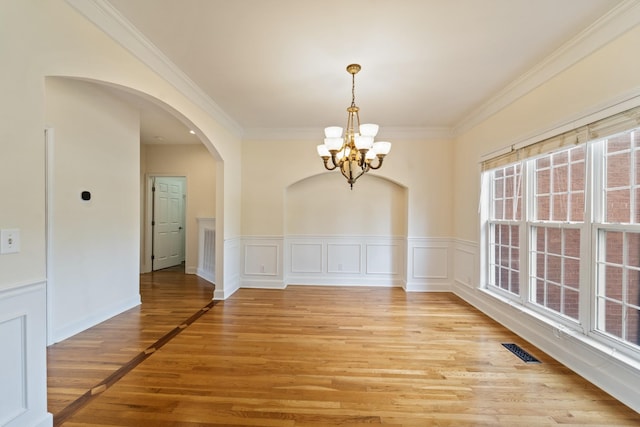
240,237,284,290
215,237,242,300
413,247,448,279
0,314,26,424
453,239,478,288
327,243,361,274
196,217,215,283
406,238,452,291
245,244,279,275
241,237,458,290
290,243,322,273
0,281,52,427
285,236,405,287
366,243,401,275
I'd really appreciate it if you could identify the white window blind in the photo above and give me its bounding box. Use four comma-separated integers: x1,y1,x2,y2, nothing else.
482,105,640,171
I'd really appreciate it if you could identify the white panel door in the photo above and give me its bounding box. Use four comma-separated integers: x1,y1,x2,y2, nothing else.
153,177,185,270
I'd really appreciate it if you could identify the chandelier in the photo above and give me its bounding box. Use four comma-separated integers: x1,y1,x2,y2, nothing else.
317,64,391,189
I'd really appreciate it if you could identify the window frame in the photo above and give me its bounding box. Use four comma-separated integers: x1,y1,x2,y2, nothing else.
481,128,640,361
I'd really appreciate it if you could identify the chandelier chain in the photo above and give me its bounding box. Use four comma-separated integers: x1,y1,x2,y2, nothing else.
351,72,356,108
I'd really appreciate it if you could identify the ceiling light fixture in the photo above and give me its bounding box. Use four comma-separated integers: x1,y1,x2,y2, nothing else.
317,64,391,189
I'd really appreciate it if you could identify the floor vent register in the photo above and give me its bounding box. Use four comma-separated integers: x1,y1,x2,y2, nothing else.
501,343,541,363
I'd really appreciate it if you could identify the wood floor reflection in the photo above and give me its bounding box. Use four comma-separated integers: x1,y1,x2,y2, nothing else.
48,273,640,426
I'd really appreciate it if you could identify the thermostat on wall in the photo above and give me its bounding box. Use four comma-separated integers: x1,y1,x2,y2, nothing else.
81,191,91,201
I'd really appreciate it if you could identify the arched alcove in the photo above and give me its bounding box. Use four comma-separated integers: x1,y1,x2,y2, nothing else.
283,172,408,287
285,172,407,236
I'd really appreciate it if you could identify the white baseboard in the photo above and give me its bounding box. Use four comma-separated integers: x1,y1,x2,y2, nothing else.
404,281,452,292
195,267,214,282
51,295,140,343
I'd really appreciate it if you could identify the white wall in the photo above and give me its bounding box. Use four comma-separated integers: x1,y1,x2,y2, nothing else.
45,77,141,343
141,144,217,274
452,23,640,413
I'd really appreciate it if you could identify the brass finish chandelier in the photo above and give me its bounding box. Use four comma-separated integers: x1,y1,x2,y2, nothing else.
317,64,391,189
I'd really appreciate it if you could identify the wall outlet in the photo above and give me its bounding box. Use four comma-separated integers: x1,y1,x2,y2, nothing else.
1,229,20,254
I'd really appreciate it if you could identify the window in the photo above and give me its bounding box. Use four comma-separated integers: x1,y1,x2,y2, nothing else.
482,106,640,357
597,230,640,344
595,131,640,346
530,146,584,321
488,164,521,295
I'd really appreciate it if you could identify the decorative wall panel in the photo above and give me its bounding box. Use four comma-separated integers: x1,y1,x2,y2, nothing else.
0,314,26,425
245,244,278,275
406,238,452,291
454,239,477,287
197,217,215,283
327,244,361,274
366,244,401,274
290,243,322,273
285,236,405,287
0,282,51,427
413,247,448,279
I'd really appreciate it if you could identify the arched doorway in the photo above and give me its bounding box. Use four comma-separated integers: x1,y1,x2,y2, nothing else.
44,77,222,344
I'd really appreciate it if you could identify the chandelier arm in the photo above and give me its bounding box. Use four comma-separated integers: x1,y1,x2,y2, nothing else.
321,156,338,171
330,152,342,168
367,155,386,170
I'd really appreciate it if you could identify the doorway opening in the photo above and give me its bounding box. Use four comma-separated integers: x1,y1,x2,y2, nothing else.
149,176,186,272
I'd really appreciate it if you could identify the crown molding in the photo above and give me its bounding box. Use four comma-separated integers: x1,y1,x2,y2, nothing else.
65,0,244,139
454,0,640,136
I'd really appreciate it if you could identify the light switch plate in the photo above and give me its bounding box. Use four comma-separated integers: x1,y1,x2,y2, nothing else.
1,229,20,254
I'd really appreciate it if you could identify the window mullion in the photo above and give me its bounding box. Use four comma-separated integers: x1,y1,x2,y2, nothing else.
521,159,530,305
585,140,603,334
622,232,629,341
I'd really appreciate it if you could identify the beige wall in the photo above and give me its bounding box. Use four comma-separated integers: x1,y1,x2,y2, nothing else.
142,144,217,273
285,173,408,236
241,137,453,238
453,25,640,242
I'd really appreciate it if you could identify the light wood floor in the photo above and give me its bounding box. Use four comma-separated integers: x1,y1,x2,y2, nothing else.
48,270,640,426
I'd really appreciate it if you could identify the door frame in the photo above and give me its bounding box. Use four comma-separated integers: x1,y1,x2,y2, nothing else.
143,174,187,273
45,127,55,345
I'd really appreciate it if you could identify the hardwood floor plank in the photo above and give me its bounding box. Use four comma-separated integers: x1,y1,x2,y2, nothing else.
49,279,640,426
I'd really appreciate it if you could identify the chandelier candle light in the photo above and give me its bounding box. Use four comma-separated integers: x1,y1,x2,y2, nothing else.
317,64,392,189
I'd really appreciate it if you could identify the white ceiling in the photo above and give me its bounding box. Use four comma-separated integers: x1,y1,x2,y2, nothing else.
98,0,626,143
